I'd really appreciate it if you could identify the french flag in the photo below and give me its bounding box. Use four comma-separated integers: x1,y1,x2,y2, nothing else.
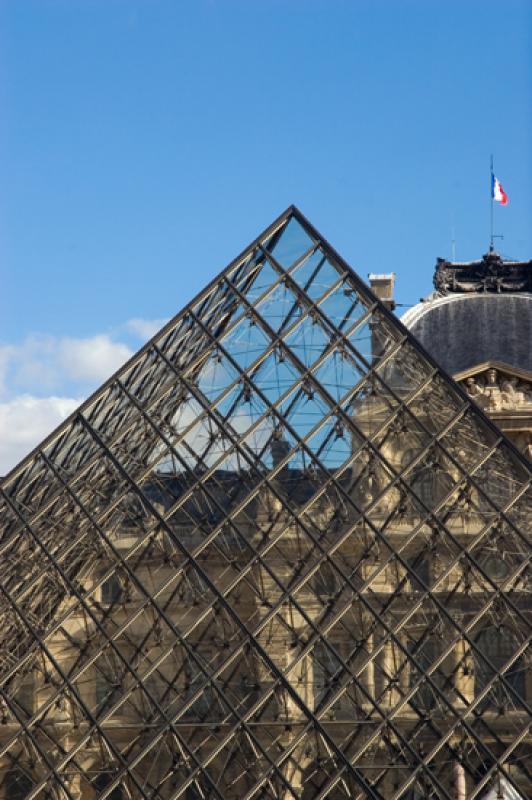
492,173,508,205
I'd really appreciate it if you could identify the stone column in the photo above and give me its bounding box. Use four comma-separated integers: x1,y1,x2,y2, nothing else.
452,761,466,800
281,743,311,800
60,772,83,799
362,633,375,707
0,758,13,800
284,653,311,721
522,651,532,711
453,637,474,705
382,638,400,709
398,633,409,697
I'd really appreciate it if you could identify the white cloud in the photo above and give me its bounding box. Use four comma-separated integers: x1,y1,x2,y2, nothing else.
0,394,83,476
0,334,134,397
0,323,156,474
58,335,132,382
125,318,169,340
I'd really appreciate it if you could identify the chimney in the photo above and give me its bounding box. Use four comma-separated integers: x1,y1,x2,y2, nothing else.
368,273,396,311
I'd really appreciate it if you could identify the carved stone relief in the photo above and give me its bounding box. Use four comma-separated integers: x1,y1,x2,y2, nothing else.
460,368,532,412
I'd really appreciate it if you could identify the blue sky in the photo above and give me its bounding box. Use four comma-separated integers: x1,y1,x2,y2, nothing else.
0,0,531,472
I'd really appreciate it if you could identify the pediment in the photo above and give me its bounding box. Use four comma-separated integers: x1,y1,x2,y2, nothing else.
454,361,532,412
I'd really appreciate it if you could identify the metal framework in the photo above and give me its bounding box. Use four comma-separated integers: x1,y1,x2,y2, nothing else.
0,207,530,799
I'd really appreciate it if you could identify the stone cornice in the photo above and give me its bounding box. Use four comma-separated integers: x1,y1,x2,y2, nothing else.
434,252,532,295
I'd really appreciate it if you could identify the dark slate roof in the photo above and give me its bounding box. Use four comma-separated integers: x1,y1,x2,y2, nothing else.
402,292,532,375
144,467,353,528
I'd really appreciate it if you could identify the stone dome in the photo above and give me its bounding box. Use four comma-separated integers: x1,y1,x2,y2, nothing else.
401,292,532,375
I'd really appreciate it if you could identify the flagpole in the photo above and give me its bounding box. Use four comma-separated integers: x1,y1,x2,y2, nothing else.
490,154,494,252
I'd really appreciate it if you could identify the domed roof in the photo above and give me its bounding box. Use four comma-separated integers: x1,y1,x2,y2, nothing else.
402,292,532,375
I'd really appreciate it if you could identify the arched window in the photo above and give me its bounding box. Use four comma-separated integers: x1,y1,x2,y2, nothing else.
101,573,122,604
475,627,526,709
406,551,430,593
410,464,435,509
181,654,215,721
408,635,438,712
412,465,452,512
93,772,123,799
402,448,453,515
398,786,424,800
313,641,344,717
479,551,511,582
7,671,34,720
476,460,517,514
313,561,339,602
95,651,123,713
4,769,33,800
399,782,437,800
357,468,381,508
178,568,207,605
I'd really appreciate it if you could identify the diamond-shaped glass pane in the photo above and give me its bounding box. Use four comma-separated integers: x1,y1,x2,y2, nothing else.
265,215,315,268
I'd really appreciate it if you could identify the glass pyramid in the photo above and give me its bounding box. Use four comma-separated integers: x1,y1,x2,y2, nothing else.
0,207,530,800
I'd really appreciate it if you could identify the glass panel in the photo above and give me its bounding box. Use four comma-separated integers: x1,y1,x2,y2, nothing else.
305,414,354,469
218,315,271,371
283,314,332,368
5,771,34,800
239,255,280,303
194,351,239,403
101,573,122,604
475,627,526,710
290,249,344,301
93,773,124,800
311,348,366,403
277,382,333,446
376,338,434,395
407,633,440,712
318,280,369,332
253,279,303,334
348,311,400,367
245,347,303,406
265,215,314,268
